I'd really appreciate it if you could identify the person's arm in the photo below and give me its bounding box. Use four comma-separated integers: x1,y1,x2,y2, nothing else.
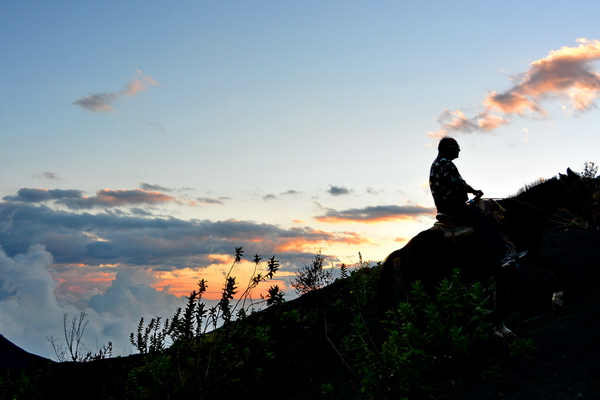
463,182,483,198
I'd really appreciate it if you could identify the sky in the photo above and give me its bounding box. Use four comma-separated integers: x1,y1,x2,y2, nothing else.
2,1,600,358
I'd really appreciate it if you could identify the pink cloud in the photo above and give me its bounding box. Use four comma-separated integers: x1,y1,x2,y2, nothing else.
73,70,159,112
430,38,600,136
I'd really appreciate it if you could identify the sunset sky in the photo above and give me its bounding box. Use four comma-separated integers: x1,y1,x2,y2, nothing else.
2,1,600,358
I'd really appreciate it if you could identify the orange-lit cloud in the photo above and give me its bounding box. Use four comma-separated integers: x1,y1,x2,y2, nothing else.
429,38,600,137
429,109,510,138
60,188,178,209
315,205,435,223
51,264,116,301
1,193,374,288
73,70,159,112
273,230,370,253
95,189,175,205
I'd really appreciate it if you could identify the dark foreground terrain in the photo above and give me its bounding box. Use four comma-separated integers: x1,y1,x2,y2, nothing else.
435,225,600,399
1,225,599,399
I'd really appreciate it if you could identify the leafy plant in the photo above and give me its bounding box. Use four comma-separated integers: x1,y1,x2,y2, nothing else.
130,316,170,354
263,285,285,306
582,161,598,179
509,337,536,359
341,269,496,399
48,311,113,362
340,263,349,279
126,247,284,398
291,250,334,295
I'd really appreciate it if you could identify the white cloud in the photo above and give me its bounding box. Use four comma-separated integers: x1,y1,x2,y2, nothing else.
88,268,182,320
0,244,185,358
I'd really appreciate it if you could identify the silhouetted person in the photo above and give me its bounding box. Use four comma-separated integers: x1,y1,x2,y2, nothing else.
430,137,523,267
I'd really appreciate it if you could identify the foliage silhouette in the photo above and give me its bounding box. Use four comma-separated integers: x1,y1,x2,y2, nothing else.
125,247,284,398
292,250,334,295
48,311,113,362
582,161,599,179
3,207,597,400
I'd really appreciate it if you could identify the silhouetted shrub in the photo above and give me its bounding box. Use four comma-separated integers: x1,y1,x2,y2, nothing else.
126,247,282,398
342,269,498,399
291,250,334,295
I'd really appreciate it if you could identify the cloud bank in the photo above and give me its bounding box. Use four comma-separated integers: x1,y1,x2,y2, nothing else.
0,202,365,270
0,185,373,358
0,244,184,358
430,38,600,137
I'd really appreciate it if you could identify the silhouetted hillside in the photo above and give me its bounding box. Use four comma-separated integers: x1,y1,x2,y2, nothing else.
0,335,48,372
1,224,599,399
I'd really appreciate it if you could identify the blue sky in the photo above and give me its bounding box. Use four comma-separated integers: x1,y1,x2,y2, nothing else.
2,1,600,357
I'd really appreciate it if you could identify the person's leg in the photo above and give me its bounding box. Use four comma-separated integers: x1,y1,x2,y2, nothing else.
456,205,507,259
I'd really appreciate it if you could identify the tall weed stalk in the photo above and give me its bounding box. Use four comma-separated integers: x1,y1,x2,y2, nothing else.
127,247,283,399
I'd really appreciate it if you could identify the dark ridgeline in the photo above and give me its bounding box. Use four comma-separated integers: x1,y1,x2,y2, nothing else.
0,334,49,372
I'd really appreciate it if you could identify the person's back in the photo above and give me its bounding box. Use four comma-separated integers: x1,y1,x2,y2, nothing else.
429,137,525,267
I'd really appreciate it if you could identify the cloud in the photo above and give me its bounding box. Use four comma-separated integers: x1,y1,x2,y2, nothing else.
366,187,383,195
0,244,65,356
315,204,435,223
328,185,352,196
73,70,159,112
272,228,369,253
0,244,184,358
139,182,173,192
140,119,167,133
0,199,368,269
0,186,379,358
58,189,178,209
32,172,60,180
87,268,181,320
260,190,300,202
129,207,155,217
195,197,225,205
430,38,600,137
3,188,84,203
431,109,510,137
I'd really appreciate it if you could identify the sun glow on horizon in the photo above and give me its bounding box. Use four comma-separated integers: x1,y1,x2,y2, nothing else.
154,260,293,300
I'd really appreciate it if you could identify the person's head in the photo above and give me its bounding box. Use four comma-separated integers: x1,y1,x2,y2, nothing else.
438,137,460,159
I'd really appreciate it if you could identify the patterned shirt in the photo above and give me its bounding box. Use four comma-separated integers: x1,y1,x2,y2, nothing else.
429,156,468,212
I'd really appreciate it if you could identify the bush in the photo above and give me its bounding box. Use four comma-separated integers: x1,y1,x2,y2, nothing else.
582,161,599,179
48,311,113,362
126,247,283,398
342,269,496,399
291,250,334,295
